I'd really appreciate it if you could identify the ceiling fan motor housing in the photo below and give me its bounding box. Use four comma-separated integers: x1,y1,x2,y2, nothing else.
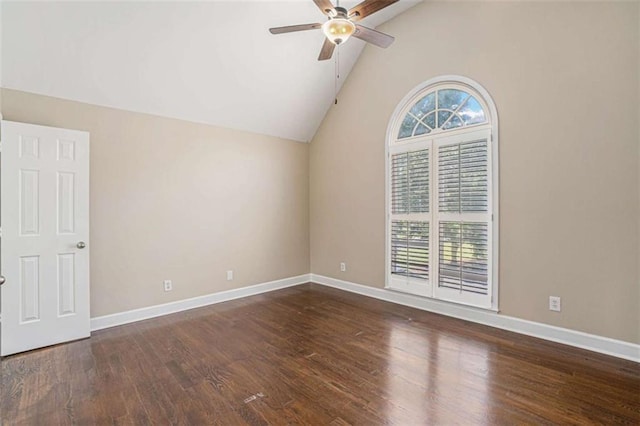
333,6,349,18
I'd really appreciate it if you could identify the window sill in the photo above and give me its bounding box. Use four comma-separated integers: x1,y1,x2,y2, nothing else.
385,284,499,313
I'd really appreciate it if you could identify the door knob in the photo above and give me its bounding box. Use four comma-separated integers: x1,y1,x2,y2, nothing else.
77,241,86,249
0,275,5,286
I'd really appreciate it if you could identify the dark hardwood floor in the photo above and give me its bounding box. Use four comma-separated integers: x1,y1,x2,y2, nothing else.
2,283,639,425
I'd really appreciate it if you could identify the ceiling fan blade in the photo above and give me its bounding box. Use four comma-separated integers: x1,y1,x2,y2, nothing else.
318,38,336,61
269,23,322,35
353,24,395,48
348,0,399,22
313,0,336,16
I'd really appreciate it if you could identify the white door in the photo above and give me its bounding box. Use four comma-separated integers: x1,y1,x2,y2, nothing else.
1,120,90,356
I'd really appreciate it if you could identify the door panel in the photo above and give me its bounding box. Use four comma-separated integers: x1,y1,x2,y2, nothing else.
57,253,76,315
1,120,90,356
20,256,41,321
57,172,76,233
20,170,40,235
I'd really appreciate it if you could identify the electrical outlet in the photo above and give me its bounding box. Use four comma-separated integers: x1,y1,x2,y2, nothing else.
227,270,233,281
549,296,561,312
164,280,172,292
340,262,346,272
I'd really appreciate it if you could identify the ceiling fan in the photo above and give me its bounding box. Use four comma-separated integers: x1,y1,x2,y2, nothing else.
269,0,399,61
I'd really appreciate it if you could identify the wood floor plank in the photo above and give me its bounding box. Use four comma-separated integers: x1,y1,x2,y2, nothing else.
2,284,639,425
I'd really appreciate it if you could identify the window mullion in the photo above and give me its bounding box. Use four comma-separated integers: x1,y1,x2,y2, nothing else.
431,140,438,299
406,152,410,215
457,143,462,294
406,150,410,282
457,144,462,214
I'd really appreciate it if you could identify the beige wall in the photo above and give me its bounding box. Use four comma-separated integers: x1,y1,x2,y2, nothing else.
2,88,310,317
310,1,640,343
1,2,637,345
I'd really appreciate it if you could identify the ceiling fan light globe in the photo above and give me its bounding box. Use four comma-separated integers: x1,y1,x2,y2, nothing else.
322,18,355,45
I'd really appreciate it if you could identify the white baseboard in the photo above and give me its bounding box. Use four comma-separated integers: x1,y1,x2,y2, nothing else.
90,274,311,331
89,272,639,363
311,274,640,363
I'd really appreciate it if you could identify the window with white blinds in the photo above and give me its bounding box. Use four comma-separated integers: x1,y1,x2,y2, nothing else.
391,150,429,215
438,221,488,295
387,79,497,310
390,221,429,280
437,139,490,299
390,149,431,291
438,140,488,213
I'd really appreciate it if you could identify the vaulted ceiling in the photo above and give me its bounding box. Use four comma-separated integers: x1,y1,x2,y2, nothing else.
1,1,420,142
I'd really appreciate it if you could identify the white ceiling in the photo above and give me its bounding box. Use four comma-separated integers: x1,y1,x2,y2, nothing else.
1,1,420,142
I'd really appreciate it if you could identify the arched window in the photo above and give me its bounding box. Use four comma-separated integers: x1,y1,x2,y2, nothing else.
386,76,499,310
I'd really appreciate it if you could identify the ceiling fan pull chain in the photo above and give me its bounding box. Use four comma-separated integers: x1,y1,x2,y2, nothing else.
335,46,340,105
335,0,340,104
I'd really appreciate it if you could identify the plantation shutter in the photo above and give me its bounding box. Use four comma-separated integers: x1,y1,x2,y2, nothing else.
391,150,429,215
438,222,488,294
438,139,488,213
390,221,429,279
437,139,489,296
390,149,430,281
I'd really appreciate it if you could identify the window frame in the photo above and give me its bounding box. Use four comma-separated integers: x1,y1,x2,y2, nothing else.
385,76,500,311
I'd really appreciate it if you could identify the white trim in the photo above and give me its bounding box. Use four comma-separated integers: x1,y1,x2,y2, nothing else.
90,274,311,331
88,272,639,362
310,274,640,363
